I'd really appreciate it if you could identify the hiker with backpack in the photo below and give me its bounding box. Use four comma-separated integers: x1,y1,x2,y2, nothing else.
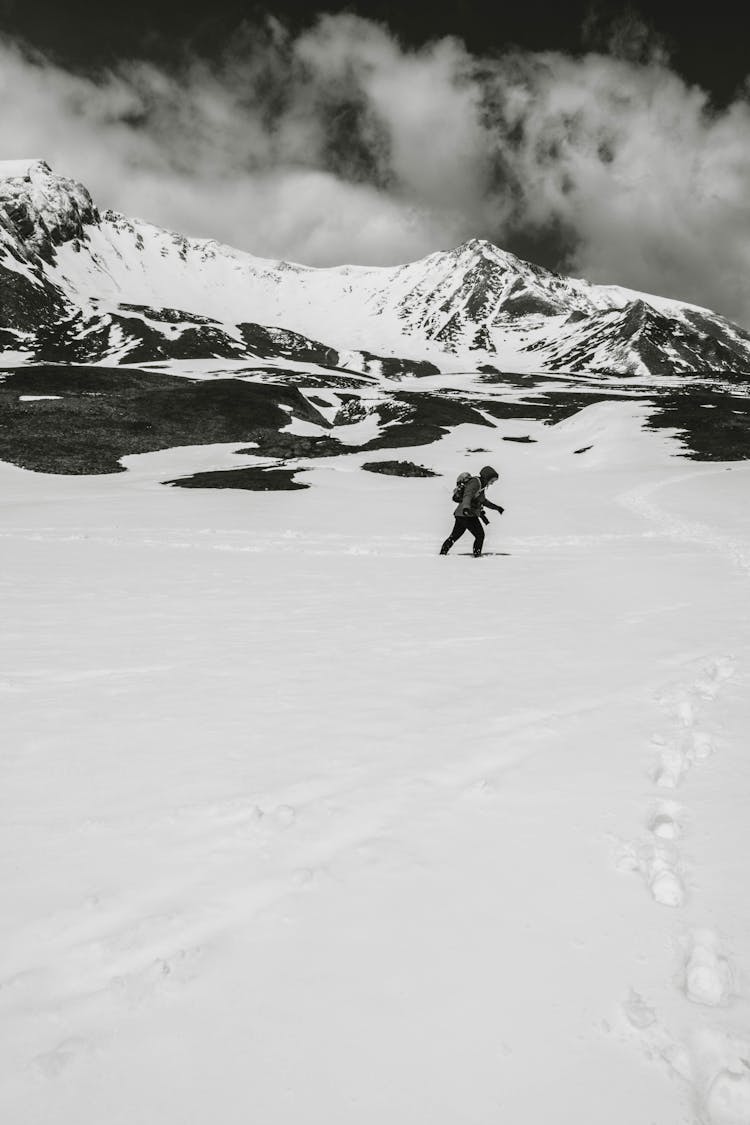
440,465,504,557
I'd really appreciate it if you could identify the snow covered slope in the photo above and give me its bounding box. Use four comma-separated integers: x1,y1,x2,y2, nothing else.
2,160,750,376
2,407,750,1124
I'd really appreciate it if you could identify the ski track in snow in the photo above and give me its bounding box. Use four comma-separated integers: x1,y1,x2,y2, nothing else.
616,468,750,1124
622,471,750,576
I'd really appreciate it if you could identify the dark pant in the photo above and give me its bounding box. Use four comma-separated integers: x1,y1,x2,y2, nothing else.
441,516,485,554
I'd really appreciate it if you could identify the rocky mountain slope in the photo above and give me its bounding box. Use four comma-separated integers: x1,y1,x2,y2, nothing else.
2,159,750,377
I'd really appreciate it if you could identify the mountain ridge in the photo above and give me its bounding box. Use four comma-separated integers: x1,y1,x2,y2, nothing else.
2,160,750,378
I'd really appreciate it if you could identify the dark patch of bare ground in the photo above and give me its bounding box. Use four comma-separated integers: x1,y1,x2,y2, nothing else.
0,365,329,473
359,393,494,450
226,368,371,389
480,387,750,460
646,390,750,460
361,460,438,477
477,392,636,425
4,364,750,481
234,434,345,459
166,467,309,491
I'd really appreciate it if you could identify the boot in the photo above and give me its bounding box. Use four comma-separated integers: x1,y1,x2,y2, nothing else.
473,543,483,557
440,537,453,555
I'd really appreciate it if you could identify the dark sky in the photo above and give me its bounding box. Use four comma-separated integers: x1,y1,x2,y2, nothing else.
1,0,746,105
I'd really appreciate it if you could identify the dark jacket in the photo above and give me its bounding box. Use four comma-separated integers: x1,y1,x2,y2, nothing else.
454,466,503,518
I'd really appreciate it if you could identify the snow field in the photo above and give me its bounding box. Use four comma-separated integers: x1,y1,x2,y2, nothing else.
1,403,749,1124
611,467,750,1124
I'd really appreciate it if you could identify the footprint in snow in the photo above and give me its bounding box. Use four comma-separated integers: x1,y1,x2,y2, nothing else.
688,730,716,763
622,987,657,1030
620,996,750,1123
621,990,692,1079
691,1029,750,1125
680,931,734,1007
656,687,697,728
694,656,736,700
651,735,689,789
677,697,696,728
706,656,737,683
34,1036,94,1078
616,841,685,907
110,945,203,1007
647,800,683,840
647,851,686,908
223,805,265,843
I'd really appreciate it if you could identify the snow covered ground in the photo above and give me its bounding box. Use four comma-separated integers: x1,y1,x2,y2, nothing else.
2,402,750,1124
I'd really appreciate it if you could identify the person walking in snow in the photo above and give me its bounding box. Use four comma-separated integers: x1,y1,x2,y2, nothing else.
440,465,504,557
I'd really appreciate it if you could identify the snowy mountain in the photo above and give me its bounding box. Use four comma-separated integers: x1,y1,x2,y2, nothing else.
2,159,750,377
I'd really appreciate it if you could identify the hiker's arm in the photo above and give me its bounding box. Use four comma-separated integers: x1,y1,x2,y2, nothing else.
483,499,504,514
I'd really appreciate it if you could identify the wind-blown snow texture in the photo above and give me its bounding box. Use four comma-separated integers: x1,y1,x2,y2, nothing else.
3,160,750,376
2,403,750,1125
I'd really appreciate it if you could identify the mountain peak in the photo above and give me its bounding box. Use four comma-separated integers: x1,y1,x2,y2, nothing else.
452,237,506,259
457,237,496,251
0,159,53,181
446,238,533,278
0,160,97,261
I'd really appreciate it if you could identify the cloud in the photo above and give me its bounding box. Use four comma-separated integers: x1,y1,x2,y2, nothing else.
484,49,750,323
0,17,749,326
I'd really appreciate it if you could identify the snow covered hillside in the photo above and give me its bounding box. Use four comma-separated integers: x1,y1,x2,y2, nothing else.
2,403,750,1125
2,160,750,376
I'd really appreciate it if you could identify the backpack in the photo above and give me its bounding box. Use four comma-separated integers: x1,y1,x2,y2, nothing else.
452,472,471,504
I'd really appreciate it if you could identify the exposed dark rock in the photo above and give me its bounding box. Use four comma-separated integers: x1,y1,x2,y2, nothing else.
357,351,441,379
470,325,492,351
537,300,750,378
361,460,438,477
235,433,344,459
0,164,99,263
165,466,309,491
503,290,563,317
0,260,70,333
119,303,216,326
478,372,555,387
238,322,339,367
333,398,369,426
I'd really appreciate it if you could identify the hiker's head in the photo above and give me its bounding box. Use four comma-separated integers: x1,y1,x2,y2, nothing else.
479,465,499,486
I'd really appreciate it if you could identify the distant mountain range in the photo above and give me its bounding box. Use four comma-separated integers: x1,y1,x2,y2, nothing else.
2,159,750,378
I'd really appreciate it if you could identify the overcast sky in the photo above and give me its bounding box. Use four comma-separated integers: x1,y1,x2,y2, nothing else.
1,2,749,326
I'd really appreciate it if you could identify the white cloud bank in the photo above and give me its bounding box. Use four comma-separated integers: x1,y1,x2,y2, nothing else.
1,15,749,325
